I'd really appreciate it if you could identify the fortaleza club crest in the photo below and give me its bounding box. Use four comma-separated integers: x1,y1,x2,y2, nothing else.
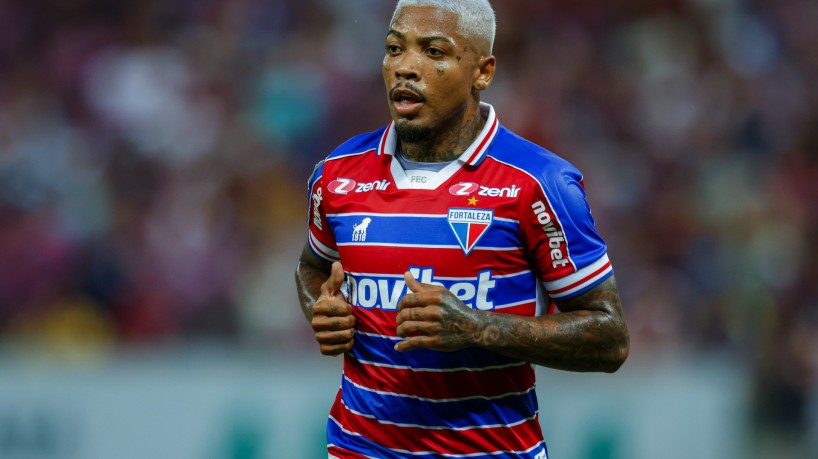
447,208,493,255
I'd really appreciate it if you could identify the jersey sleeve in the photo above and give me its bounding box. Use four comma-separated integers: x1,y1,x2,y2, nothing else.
520,164,612,301
306,161,340,262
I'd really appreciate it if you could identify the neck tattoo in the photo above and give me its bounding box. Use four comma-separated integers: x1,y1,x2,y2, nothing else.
399,111,486,163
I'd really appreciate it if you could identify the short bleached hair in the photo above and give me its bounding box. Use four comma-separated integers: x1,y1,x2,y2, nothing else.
390,0,496,54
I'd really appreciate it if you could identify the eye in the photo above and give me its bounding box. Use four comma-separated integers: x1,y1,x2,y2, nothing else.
426,47,445,57
386,44,402,54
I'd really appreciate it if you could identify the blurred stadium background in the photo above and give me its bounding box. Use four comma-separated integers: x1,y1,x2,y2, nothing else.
0,0,816,458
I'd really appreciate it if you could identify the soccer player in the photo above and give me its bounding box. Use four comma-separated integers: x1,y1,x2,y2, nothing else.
295,0,630,457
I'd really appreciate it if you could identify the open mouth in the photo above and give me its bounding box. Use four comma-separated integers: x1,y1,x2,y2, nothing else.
391,88,425,116
397,96,421,105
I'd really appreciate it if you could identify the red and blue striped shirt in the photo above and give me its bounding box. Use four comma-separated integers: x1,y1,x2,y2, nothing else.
306,104,611,459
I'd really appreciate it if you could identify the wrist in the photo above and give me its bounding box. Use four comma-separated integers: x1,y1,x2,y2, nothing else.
471,309,494,348
476,309,511,351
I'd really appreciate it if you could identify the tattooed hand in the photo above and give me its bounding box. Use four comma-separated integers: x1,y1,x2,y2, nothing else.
394,270,481,352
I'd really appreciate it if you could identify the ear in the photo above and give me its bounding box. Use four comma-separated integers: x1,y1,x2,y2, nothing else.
473,55,496,92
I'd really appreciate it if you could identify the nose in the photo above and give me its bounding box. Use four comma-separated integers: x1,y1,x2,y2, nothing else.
393,51,421,81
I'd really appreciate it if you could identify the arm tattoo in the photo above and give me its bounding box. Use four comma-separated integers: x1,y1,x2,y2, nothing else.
476,277,629,372
440,295,484,349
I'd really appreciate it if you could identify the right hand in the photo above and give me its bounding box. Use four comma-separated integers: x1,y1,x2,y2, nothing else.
311,262,356,356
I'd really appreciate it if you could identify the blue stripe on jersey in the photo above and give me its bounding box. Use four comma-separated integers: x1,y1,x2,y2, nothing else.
346,270,536,312
341,377,538,428
328,214,520,249
350,332,522,370
328,417,549,459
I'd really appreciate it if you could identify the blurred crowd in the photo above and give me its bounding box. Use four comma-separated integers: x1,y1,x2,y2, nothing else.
1,0,816,454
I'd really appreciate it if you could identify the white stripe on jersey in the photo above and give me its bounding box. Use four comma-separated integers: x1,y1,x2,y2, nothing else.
326,212,519,224
492,298,537,310
343,269,532,281
309,230,340,261
543,254,611,299
336,241,521,251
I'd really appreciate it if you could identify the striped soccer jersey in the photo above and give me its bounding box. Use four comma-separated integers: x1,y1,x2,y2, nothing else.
306,103,612,459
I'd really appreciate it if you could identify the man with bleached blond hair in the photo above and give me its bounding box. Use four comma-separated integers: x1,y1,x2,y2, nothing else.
296,1,630,457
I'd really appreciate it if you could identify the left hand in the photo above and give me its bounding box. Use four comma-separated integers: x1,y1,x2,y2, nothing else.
394,270,481,352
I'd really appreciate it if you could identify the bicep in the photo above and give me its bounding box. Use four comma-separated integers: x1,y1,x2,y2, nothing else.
554,275,623,318
298,242,333,275
549,275,629,372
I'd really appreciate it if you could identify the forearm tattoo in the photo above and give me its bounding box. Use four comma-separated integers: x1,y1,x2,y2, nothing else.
477,277,629,372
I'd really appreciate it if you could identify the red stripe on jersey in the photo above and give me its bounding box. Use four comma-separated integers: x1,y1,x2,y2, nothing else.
354,308,398,337
378,123,391,156
309,230,339,261
492,301,536,316
344,354,534,400
330,395,543,455
328,445,371,459
352,301,537,338
549,260,611,295
464,116,498,165
340,245,527,278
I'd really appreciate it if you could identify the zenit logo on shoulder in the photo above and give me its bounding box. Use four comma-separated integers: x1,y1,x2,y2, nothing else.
344,267,496,311
328,178,390,194
449,182,520,198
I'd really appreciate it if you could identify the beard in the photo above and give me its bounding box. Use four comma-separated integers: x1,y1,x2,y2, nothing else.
394,120,434,144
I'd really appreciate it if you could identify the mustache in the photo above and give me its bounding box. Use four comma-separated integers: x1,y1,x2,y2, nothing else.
390,82,426,101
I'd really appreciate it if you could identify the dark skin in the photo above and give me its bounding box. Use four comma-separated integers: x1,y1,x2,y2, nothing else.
383,6,495,163
295,6,629,371
296,248,355,356
395,270,628,372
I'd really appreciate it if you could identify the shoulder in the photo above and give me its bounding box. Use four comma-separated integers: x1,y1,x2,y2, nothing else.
325,125,388,162
309,125,388,186
487,126,584,192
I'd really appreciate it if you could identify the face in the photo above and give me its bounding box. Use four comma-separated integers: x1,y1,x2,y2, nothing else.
383,6,492,141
